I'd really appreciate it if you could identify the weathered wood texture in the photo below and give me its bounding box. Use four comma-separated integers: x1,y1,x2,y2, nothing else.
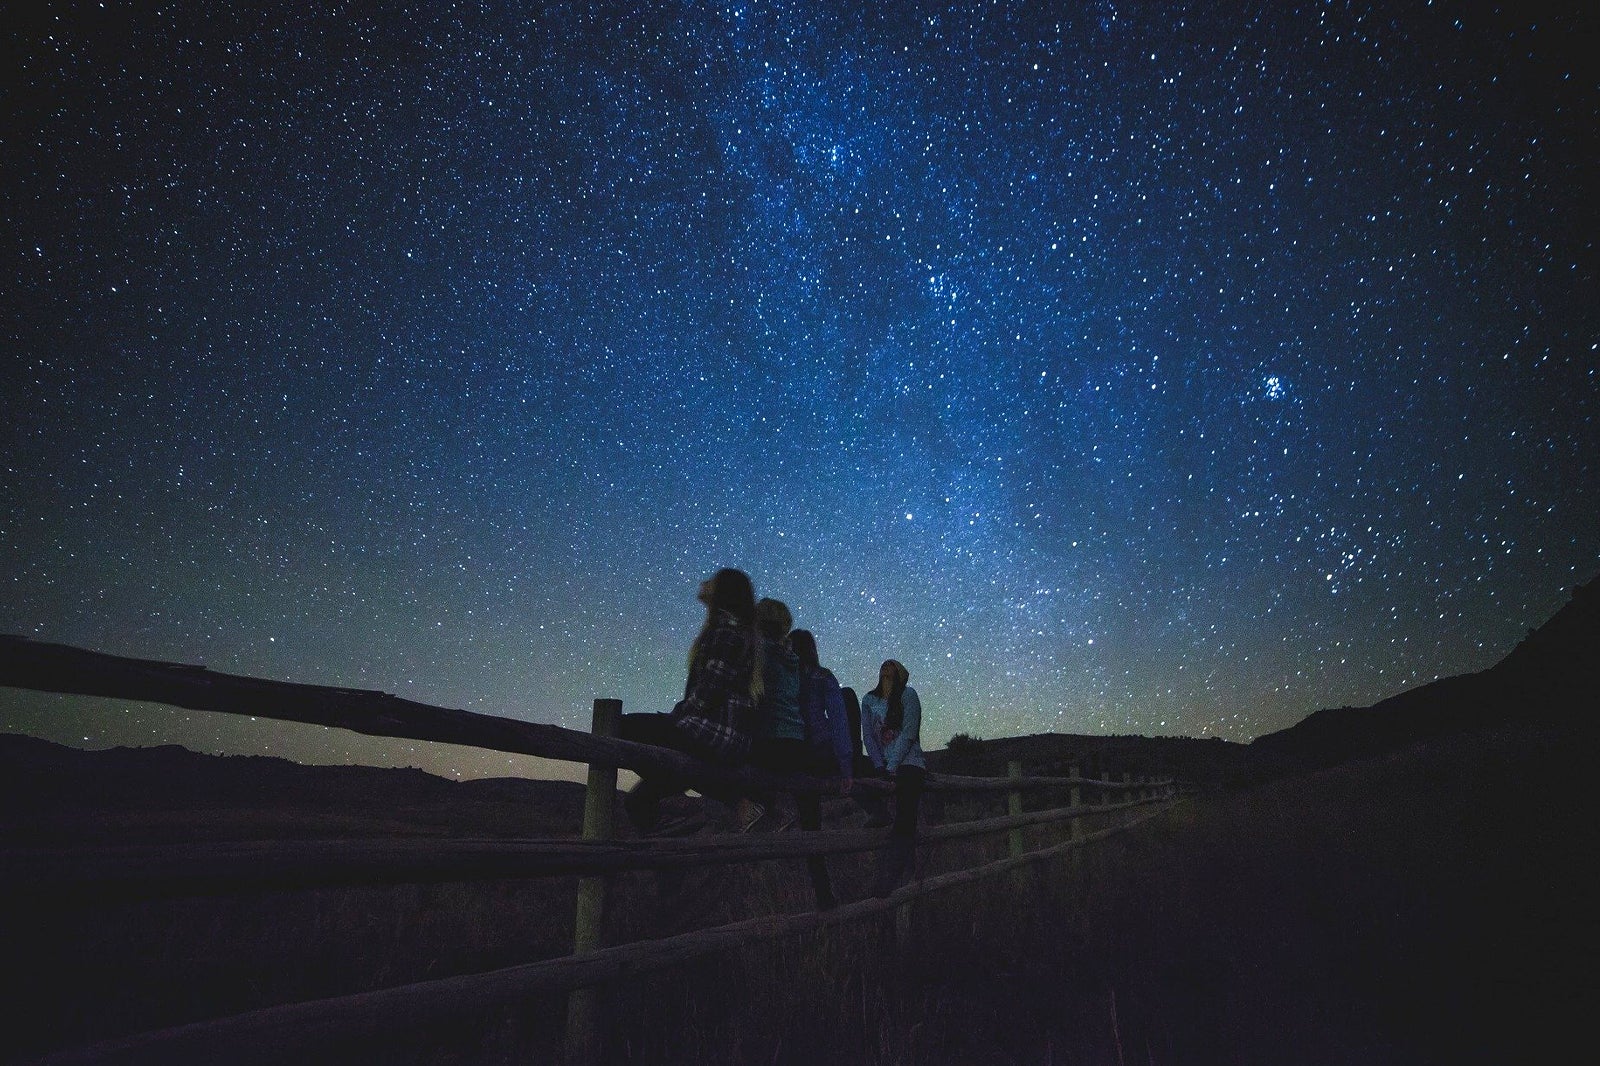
565,699,620,1066
32,803,1178,1065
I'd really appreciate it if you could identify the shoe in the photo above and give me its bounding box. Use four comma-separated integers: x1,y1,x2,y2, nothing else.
861,811,894,829
736,799,766,832
654,813,705,836
770,811,797,832
623,789,660,833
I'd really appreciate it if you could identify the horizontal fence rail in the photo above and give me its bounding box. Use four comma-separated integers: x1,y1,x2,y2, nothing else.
31,806,1177,1066
3,793,1172,899
3,635,1181,1065
0,635,1142,797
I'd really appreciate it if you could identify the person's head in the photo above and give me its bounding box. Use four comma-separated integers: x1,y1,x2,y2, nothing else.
875,659,908,697
790,628,819,669
698,568,756,623
690,569,762,698
755,597,793,642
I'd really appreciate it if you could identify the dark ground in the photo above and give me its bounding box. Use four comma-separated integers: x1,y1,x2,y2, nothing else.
601,719,1594,1065
893,721,1595,1065
3,714,1592,1064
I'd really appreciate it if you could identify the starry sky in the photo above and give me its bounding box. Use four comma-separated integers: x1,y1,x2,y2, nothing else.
3,0,1596,782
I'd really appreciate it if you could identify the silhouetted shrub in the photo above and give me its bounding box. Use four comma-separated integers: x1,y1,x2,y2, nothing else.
946,733,984,758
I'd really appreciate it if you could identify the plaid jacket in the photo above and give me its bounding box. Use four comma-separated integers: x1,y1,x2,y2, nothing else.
670,609,756,761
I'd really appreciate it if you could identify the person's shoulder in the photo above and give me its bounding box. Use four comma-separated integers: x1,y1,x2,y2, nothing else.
702,616,748,651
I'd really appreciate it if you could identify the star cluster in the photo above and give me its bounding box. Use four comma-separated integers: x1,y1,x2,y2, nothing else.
3,1,1595,777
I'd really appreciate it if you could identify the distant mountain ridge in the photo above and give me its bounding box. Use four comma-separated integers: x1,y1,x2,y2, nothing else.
927,730,1246,787
5,574,1592,836
0,733,586,844
1247,571,1600,777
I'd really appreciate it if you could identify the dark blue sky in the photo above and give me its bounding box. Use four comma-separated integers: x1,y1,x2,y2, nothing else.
3,1,1595,778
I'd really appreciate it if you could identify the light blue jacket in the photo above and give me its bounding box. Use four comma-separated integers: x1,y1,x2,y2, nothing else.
861,686,925,773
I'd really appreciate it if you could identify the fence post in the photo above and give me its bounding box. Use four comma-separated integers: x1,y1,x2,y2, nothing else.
1068,763,1084,845
894,895,914,957
564,697,622,1066
1006,760,1025,859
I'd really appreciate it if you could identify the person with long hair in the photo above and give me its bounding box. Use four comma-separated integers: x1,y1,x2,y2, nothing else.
743,601,840,906
789,629,854,790
839,684,866,774
860,658,925,896
620,568,760,833
780,627,854,908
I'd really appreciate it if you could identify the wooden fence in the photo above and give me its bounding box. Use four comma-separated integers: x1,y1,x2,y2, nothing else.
1,635,1178,1065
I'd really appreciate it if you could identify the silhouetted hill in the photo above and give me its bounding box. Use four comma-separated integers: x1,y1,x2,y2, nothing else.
0,733,586,844
10,563,1591,849
1247,572,1600,779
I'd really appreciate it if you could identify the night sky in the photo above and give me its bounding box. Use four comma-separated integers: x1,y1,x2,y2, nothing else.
3,1,1596,782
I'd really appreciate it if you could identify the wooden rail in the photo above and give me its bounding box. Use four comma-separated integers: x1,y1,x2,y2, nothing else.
0,635,1111,795
3,794,1168,898
2,635,1179,1064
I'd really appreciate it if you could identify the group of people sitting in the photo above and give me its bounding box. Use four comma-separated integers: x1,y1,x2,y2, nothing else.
618,567,926,904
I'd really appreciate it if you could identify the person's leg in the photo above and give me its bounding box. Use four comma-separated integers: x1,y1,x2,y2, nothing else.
748,738,815,828
617,713,686,830
771,739,815,828
859,785,892,826
871,831,916,897
872,765,925,897
619,712,684,749
739,738,789,829
631,714,756,820
749,739,834,905
853,754,892,825
798,746,836,908
892,764,926,836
